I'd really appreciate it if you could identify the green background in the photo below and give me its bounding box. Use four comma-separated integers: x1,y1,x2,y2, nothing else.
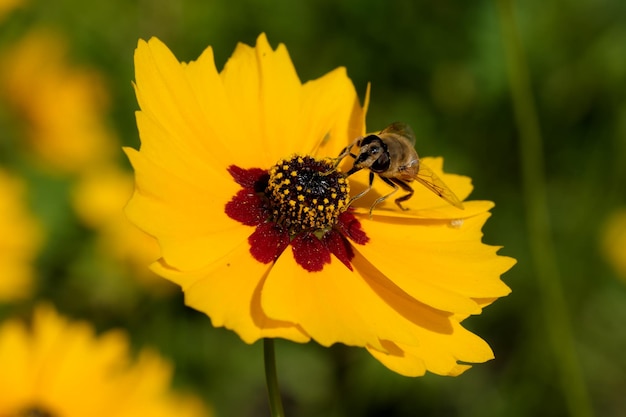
1,0,625,416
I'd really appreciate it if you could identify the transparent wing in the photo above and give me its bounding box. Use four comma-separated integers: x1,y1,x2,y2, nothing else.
379,122,416,146
415,162,465,209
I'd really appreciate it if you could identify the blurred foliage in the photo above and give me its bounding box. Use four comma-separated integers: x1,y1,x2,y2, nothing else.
1,0,625,416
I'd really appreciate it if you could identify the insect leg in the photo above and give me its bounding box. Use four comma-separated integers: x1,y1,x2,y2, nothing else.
349,171,374,205
369,176,400,216
323,144,357,175
389,178,414,211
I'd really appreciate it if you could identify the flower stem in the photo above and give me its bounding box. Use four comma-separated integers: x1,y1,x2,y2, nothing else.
495,1,593,416
264,338,285,417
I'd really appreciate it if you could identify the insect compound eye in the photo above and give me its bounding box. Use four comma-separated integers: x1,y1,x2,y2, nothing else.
360,135,384,156
360,135,380,147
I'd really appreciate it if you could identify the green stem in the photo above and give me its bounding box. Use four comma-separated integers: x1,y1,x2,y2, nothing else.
264,338,285,417
495,1,593,416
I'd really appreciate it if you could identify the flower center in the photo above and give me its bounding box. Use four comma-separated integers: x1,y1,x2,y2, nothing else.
266,155,349,235
225,154,367,272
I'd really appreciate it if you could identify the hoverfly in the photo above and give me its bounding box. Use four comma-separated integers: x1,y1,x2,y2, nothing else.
334,122,464,215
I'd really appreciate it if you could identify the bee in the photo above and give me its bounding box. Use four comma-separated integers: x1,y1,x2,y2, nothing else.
334,122,464,215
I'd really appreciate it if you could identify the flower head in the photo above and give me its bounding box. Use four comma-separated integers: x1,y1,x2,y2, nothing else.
0,304,210,417
224,155,367,272
0,169,41,301
1,30,116,174
126,34,515,376
602,208,626,282
71,165,165,291
0,0,23,21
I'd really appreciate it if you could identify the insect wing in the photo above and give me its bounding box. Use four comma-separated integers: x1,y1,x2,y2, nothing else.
379,122,416,146
415,162,464,209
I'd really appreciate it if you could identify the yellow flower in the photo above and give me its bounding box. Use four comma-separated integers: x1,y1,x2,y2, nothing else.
1,30,116,174
0,169,41,301
0,0,23,21
602,208,626,282
126,34,515,376
71,165,166,291
0,304,211,417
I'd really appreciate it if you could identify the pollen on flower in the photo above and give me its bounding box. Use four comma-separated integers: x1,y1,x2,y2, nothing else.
450,219,464,228
267,155,350,233
224,155,368,272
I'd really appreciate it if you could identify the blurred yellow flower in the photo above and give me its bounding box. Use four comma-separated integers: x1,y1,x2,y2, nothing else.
602,208,626,282
1,30,116,174
0,304,211,417
71,165,166,290
126,34,515,376
0,0,23,20
0,169,41,301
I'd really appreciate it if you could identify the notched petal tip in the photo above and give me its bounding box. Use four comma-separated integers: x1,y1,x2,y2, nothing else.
255,32,271,48
135,36,166,59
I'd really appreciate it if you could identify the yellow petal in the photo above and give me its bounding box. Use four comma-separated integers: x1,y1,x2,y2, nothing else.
367,319,495,377
135,37,244,178
0,170,41,301
261,249,469,351
355,212,513,313
220,34,301,167
135,38,226,164
602,208,626,281
0,304,210,416
153,240,309,344
303,67,364,157
134,92,232,186
0,320,32,408
180,43,248,165
125,148,250,271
